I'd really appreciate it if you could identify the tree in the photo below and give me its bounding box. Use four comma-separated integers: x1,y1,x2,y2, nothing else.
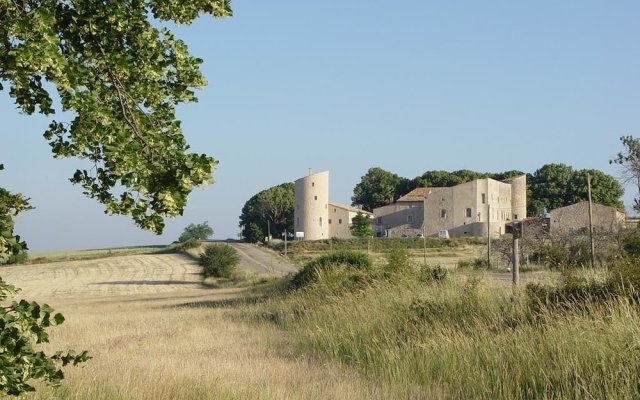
528,163,623,216
351,167,411,212
567,169,623,209
1,1,233,393
178,221,213,249
1,0,232,234
0,167,89,395
244,222,264,244
527,164,575,216
239,183,294,242
0,166,32,265
350,212,373,238
611,136,640,212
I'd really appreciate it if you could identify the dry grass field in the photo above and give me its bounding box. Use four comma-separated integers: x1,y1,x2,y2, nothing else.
1,253,407,400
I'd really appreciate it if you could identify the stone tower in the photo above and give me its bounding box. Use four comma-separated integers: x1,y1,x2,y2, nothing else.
507,175,527,221
294,171,329,240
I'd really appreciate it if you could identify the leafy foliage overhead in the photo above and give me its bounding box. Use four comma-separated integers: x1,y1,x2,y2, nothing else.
0,165,32,263
0,0,232,233
0,278,90,395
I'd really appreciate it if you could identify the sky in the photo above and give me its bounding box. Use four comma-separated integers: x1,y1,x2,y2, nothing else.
1,1,639,252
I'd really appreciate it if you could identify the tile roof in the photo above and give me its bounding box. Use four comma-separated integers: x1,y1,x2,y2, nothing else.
396,187,446,202
329,202,373,215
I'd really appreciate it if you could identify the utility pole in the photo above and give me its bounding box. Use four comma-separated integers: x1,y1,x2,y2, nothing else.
513,221,520,286
487,204,491,268
267,220,271,242
587,173,596,268
423,225,427,266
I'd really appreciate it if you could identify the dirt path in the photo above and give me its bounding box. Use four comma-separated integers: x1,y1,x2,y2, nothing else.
226,242,297,276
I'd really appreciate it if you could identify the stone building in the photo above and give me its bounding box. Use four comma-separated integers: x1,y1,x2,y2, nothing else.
372,188,433,237
549,202,625,236
374,175,527,239
294,171,371,240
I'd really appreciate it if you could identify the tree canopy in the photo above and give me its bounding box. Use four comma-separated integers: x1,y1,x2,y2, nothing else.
177,221,213,249
527,164,624,216
350,212,373,238
351,167,411,212
239,183,294,243
611,136,640,212
1,0,232,234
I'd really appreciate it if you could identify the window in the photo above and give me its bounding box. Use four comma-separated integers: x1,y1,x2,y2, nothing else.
328,219,332,224
314,196,317,200
481,193,486,204
466,208,472,218
339,219,343,224
312,182,315,187
440,209,447,219
407,215,413,223
377,217,382,224
319,217,322,227
514,214,518,220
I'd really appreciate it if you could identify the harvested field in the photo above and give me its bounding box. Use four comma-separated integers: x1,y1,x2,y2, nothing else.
2,251,402,399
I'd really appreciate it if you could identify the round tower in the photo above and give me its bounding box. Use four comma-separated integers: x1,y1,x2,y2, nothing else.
294,171,329,240
509,175,527,220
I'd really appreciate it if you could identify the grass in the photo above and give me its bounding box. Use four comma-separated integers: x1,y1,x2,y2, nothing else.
10,242,638,399
21,286,408,400
241,253,640,399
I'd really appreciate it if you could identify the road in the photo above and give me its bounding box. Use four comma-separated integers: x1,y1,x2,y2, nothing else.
216,241,297,276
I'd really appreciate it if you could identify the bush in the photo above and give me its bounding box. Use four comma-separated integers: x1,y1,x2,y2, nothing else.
384,246,412,274
178,222,213,250
420,264,448,282
290,250,372,289
622,232,640,257
0,251,28,265
199,244,239,278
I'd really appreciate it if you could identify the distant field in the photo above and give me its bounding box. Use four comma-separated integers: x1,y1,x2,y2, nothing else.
26,245,174,264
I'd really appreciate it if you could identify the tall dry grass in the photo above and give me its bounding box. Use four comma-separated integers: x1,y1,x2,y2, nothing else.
244,256,640,399
23,288,409,400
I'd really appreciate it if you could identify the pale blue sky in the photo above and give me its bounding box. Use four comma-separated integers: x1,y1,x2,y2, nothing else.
1,1,638,252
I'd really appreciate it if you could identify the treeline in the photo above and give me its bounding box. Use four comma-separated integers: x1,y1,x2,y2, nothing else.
351,163,624,216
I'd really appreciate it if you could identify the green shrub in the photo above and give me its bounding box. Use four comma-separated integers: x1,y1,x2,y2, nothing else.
384,246,412,274
420,264,448,282
290,250,372,289
408,277,481,329
622,232,640,257
199,244,239,278
0,251,28,265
